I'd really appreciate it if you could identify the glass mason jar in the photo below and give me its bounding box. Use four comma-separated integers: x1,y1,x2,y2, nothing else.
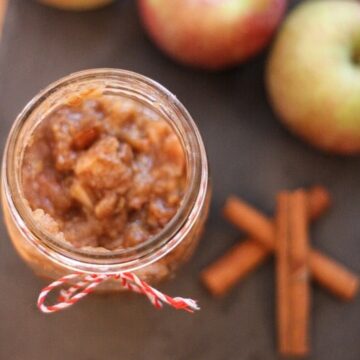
1,69,210,291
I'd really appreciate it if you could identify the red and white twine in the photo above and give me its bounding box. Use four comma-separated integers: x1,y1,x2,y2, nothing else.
37,272,199,314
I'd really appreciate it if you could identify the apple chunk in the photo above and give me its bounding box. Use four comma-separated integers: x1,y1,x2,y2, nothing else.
138,0,287,70
267,0,360,154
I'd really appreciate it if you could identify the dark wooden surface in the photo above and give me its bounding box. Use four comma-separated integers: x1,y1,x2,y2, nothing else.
0,1,359,359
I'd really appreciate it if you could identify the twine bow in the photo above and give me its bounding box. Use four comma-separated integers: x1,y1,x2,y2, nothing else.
37,272,199,313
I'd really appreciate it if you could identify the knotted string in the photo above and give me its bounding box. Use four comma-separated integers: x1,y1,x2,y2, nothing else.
37,272,199,313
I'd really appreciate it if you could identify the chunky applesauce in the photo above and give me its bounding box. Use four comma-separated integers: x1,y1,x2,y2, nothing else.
21,94,187,251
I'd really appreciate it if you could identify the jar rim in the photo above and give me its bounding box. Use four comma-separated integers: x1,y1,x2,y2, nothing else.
2,69,209,273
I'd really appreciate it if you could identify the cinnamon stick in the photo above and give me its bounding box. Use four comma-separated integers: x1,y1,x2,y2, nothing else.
201,186,330,296
275,192,292,354
288,190,310,355
308,186,331,220
201,240,268,296
309,250,359,301
223,191,358,301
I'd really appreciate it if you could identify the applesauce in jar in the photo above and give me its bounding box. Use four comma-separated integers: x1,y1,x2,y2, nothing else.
2,69,210,289
22,93,187,251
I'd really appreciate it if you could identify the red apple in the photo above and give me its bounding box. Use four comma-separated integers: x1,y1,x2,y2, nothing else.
138,0,287,70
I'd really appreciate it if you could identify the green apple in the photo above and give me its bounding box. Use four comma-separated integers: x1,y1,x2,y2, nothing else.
38,0,113,11
267,0,360,154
